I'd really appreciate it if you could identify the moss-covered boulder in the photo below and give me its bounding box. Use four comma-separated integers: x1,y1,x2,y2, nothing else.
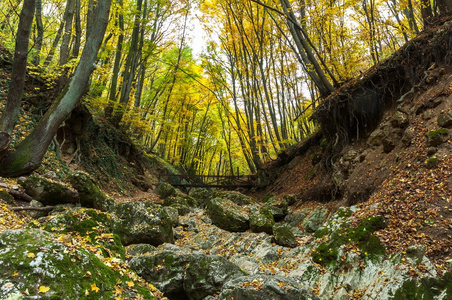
36,208,125,259
129,250,196,297
0,189,15,205
19,174,79,206
437,112,452,128
0,229,159,299
206,198,249,232
218,275,319,300
67,171,114,211
183,255,245,300
427,128,449,147
189,188,213,206
250,208,275,234
273,224,297,248
154,182,177,199
263,195,288,220
163,195,198,215
126,244,158,257
213,190,253,205
113,201,174,246
390,111,409,128
302,208,329,233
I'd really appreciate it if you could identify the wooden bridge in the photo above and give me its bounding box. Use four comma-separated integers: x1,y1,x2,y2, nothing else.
158,172,254,189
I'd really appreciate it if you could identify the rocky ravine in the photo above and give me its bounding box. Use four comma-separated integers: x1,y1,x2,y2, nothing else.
0,176,450,300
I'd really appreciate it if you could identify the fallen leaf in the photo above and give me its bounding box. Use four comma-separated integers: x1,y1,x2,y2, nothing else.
38,286,50,293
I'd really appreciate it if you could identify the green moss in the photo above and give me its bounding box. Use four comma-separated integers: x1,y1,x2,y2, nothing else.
314,227,329,239
392,273,452,299
312,216,387,267
336,207,352,219
427,128,448,138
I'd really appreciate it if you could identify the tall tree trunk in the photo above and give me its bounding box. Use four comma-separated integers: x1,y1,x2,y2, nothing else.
44,21,65,67
105,0,124,119
112,0,143,127
33,0,43,66
0,0,36,146
72,0,81,58
420,0,434,26
59,0,75,66
0,0,111,177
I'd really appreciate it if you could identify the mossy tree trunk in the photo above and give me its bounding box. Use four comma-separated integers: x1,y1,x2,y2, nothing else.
0,0,112,177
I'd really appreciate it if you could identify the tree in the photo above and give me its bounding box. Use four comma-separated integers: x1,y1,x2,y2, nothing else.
0,0,112,177
0,0,36,146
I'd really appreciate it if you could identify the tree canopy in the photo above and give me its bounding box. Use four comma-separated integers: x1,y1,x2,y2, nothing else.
0,0,447,176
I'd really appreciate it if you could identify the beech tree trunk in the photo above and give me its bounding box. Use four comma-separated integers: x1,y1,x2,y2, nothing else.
0,0,112,177
0,0,36,142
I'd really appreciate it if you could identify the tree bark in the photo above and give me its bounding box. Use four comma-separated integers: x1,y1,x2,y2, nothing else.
33,0,44,66
0,0,112,177
0,0,36,139
59,0,75,66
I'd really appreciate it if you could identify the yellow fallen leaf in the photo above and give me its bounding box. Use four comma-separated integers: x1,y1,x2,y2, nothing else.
91,283,100,293
127,281,135,288
38,286,50,293
26,252,36,258
12,271,19,277
85,289,90,296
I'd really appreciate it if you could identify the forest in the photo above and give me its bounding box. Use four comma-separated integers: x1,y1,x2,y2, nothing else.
0,0,447,178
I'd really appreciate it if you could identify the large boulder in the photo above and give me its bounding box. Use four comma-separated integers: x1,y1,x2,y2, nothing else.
37,208,125,259
164,195,198,215
154,182,177,199
67,171,114,211
273,223,297,248
263,195,289,220
302,208,329,233
249,207,275,234
129,249,197,297
183,255,245,300
218,275,319,300
18,174,79,206
206,198,249,232
0,229,159,299
113,201,174,246
437,112,452,128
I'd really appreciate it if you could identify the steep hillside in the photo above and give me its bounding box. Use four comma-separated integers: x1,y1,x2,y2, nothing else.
254,16,452,270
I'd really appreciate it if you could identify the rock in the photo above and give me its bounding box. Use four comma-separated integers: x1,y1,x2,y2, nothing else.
0,189,14,205
154,182,177,199
218,275,319,300
163,206,179,225
382,136,396,153
126,244,157,256
18,174,79,206
250,208,275,234
252,246,279,263
213,190,253,205
164,195,198,215
0,229,156,299
129,250,197,297
113,201,174,246
285,211,307,227
427,128,449,147
390,111,409,128
368,129,387,146
28,200,47,218
406,244,426,264
67,171,114,211
437,112,452,128
189,188,213,206
273,224,297,248
183,255,245,300
234,257,260,275
402,128,416,147
427,147,438,156
283,194,297,206
39,208,125,259
302,208,328,233
263,196,289,220
206,198,249,232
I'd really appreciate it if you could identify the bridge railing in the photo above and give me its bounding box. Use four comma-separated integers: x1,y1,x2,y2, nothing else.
158,172,253,188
